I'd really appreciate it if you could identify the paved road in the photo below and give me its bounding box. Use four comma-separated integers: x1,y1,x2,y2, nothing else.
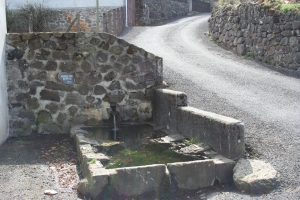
120,13,300,199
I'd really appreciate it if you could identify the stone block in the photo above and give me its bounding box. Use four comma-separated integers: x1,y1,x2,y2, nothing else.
68,106,78,116
45,81,73,92
137,101,152,120
90,37,101,46
153,89,188,133
108,81,121,90
96,50,108,63
78,85,90,95
59,61,78,72
16,93,30,102
296,52,300,64
40,33,50,41
45,103,59,114
27,97,39,109
109,46,123,55
81,61,92,73
176,107,245,160
40,89,60,102
237,44,245,56
212,155,235,183
94,85,106,95
63,33,75,39
52,50,69,60
139,61,154,73
155,89,188,107
37,110,52,124
104,71,117,81
110,164,168,197
86,72,102,85
167,160,215,190
233,159,279,194
28,38,42,50
44,122,62,133
99,41,110,50
89,170,111,198
57,112,67,125
103,90,126,103
118,55,131,65
18,110,35,122
65,93,85,105
45,61,57,71
44,41,57,49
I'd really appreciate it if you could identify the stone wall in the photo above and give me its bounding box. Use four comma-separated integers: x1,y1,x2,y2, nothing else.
0,0,9,146
6,32,163,136
48,7,116,32
103,7,126,36
135,0,189,26
209,3,300,71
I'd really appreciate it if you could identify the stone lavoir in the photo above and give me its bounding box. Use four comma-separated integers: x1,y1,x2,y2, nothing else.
6,32,247,198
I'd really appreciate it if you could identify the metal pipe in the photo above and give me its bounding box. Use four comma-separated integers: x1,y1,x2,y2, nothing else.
125,0,128,27
96,0,99,31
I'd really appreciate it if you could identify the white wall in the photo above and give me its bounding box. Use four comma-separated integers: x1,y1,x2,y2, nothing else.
0,0,9,146
7,0,125,9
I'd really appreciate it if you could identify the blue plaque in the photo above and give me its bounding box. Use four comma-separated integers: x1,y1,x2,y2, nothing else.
58,72,75,85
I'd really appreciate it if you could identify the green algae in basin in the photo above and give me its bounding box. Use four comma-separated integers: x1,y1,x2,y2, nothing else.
82,123,197,169
104,143,195,169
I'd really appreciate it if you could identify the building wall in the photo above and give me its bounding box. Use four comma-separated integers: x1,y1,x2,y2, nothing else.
7,0,125,9
0,0,9,146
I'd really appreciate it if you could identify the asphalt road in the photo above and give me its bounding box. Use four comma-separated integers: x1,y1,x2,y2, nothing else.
120,13,300,199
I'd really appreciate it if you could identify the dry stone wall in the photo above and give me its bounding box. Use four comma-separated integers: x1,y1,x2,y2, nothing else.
135,0,189,26
6,32,163,136
209,3,300,71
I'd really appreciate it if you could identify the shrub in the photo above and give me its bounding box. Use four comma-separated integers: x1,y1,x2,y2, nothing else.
218,0,240,6
6,1,58,32
5,4,15,32
280,3,300,13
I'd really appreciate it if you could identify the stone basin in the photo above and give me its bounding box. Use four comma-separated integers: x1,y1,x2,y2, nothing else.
72,123,237,199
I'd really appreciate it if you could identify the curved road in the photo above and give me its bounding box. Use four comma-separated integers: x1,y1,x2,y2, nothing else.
120,13,300,199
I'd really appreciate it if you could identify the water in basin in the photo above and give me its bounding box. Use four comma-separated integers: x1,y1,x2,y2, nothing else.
82,123,197,169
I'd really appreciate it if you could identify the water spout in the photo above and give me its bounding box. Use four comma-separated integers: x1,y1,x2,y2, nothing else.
110,104,119,140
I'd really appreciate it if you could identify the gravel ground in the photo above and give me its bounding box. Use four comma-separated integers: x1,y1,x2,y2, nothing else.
119,13,300,199
0,135,81,199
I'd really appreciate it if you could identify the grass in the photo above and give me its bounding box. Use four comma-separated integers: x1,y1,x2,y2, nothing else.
280,3,300,14
183,137,201,146
90,158,97,163
217,0,240,6
216,0,300,14
245,52,255,59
